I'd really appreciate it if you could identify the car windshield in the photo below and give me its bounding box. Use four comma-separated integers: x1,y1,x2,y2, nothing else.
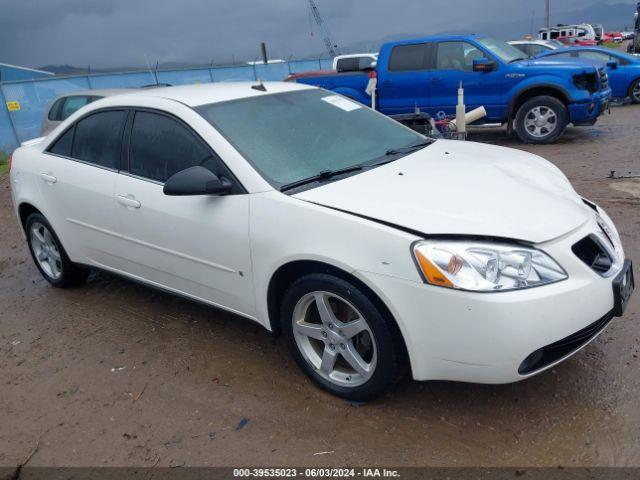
477,37,528,63
196,89,426,189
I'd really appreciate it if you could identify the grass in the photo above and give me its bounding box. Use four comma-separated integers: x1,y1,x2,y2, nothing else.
0,151,9,176
601,41,621,50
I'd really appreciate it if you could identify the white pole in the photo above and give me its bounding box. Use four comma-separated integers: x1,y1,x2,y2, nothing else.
455,81,466,140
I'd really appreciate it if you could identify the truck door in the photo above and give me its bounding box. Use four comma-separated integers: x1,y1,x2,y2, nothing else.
377,42,434,115
426,40,503,121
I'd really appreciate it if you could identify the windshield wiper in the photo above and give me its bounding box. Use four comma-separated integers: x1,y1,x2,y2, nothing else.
385,141,433,156
509,56,528,64
280,164,364,192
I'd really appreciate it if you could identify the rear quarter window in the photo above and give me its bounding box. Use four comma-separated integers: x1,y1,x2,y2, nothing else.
48,126,74,157
47,98,66,121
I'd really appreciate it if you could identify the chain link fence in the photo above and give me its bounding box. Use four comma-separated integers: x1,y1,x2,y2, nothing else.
0,57,333,154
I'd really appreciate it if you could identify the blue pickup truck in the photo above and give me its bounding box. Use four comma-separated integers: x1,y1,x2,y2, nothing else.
291,35,612,144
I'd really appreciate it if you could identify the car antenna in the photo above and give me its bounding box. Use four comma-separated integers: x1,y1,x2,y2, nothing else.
251,79,267,92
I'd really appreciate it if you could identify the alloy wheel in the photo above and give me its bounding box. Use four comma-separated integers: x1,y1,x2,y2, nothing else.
524,105,558,138
30,222,63,280
292,291,377,387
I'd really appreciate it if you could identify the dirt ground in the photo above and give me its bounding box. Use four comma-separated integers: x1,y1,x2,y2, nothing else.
1,105,639,469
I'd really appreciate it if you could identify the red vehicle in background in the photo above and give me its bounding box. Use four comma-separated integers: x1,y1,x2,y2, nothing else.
604,32,624,43
558,36,599,46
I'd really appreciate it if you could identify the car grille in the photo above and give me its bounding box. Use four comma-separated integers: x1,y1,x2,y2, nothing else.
598,67,609,90
518,310,614,374
572,236,613,274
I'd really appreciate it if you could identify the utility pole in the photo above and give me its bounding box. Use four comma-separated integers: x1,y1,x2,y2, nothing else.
544,0,551,29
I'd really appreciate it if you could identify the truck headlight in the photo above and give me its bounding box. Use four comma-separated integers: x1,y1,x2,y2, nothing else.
412,240,567,292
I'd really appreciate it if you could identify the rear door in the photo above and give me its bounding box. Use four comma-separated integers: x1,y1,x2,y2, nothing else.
427,40,503,120
113,109,255,317
38,109,126,266
378,42,433,114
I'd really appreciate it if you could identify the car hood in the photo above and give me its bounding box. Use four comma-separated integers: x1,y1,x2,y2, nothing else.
516,57,599,71
293,140,590,243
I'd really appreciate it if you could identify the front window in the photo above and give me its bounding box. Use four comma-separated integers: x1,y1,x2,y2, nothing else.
476,37,527,63
196,89,425,189
435,42,483,71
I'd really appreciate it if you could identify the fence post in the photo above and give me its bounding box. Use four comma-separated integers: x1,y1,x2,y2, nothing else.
0,80,22,149
209,61,214,83
87,66,94,89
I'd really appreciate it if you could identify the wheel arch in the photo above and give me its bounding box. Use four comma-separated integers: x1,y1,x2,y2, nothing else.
18,202,42,233
266,260,408,362
508,85,571,120
627,76,640,98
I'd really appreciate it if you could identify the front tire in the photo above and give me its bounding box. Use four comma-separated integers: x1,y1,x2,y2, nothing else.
25,213,88,288
628,79,640,104
281,273,406,401
514,95,568,144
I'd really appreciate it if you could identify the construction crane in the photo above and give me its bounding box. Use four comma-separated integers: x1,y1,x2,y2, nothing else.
307,0,340,57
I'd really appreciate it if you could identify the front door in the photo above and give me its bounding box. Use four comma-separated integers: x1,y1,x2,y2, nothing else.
112,109,255,318
427,41,504,121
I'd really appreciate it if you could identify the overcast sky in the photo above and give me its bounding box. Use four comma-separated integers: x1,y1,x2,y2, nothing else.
0,0,635,68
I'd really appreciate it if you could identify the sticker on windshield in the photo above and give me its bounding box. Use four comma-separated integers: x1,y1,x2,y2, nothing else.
321,95,362,112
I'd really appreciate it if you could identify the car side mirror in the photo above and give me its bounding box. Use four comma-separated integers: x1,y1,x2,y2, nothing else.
163,166,232,196
473,58,496,72
606,61,618,69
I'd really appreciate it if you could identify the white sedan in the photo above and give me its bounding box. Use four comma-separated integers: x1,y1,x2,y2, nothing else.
9,82,634,400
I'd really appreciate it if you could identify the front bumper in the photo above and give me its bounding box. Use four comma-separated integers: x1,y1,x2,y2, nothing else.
569,88,611,126
356,212,632,384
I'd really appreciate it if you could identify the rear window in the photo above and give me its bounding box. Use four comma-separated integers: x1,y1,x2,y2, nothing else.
388,43,430,71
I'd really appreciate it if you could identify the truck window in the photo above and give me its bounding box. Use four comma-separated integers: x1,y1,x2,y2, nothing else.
358,57,375,69
336,57,359,72
435,42,483,72
388,43,430,71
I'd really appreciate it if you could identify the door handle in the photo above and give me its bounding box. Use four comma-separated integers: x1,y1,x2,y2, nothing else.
431,77,442,83
116,195,141,209
40,173,57,184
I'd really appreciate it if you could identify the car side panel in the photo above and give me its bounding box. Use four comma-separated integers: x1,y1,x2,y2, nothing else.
248,191,421,339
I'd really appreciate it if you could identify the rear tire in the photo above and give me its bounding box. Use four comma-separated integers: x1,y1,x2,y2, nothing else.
628,79,640,104
514,95,568,144
25,213,88,288
281,273,406,401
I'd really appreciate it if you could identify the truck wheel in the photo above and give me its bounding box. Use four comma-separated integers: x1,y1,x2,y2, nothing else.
514,96,568,144
628,79,640,104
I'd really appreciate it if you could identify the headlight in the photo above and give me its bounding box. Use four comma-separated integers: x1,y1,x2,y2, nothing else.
412,240,567,292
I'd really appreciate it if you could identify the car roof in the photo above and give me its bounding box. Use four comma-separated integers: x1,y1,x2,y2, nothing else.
335,53,378,58
388,34,485,45
112,81,316,107
509,40,553,45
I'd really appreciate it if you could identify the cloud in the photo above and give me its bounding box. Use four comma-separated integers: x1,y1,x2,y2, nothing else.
0,0,635,69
